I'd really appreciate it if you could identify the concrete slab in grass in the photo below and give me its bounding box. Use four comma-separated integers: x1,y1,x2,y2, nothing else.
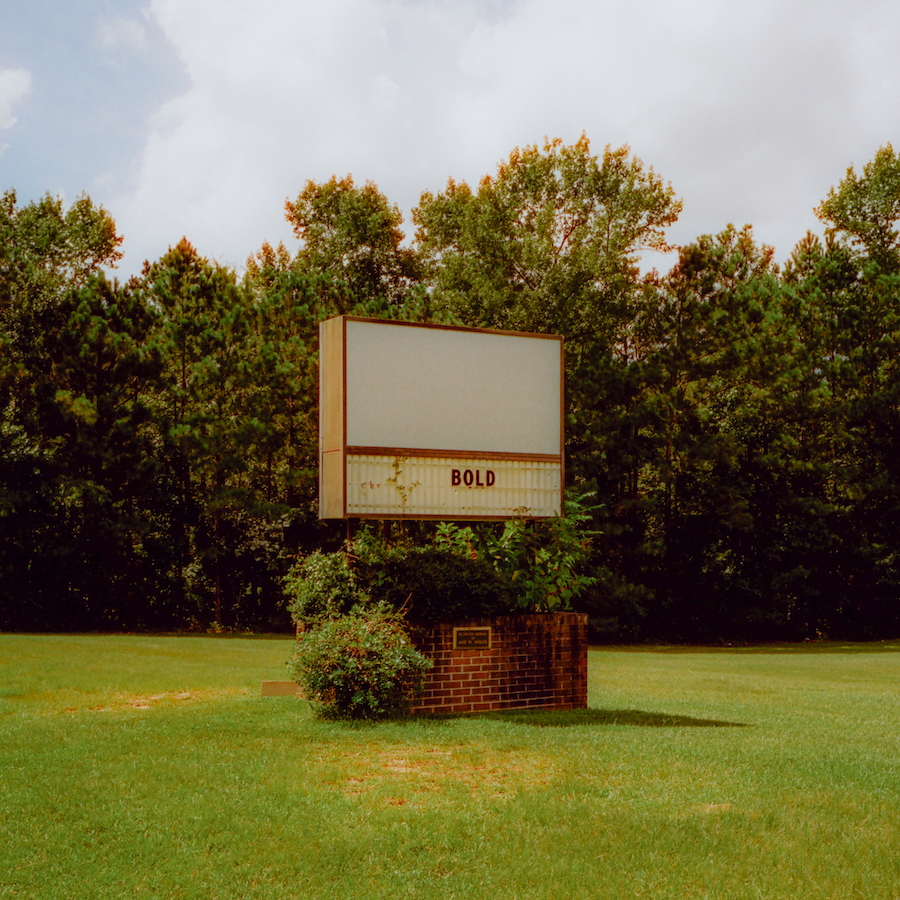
261,681,302,697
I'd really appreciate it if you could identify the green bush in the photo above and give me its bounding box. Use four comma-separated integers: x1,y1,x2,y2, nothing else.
285,550,363,625
344,526,516,624
287,605,432,719
434,490,599,612
372,546,515,625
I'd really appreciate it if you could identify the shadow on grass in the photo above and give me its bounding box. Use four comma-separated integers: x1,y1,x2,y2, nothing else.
467,707,750,728
293,705,749,729
593,641,900,655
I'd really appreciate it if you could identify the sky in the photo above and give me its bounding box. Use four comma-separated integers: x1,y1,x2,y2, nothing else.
2,0,899,279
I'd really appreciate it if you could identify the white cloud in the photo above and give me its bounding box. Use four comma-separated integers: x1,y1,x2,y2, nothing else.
109,0,900,276
97,16,151,52
0,68,31,164
0,67,32,132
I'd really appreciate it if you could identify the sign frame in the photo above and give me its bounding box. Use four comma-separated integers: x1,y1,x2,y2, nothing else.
319,316,564,520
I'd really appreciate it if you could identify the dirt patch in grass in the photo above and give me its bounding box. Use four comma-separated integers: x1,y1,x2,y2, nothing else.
332,745,554,806
58,687,252,714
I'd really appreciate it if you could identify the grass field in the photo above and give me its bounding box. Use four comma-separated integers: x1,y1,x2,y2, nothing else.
1,635,899,899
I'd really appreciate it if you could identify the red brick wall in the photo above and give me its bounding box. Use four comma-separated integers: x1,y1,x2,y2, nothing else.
410,612,588,715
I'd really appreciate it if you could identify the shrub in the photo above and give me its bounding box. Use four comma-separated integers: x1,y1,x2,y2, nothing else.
287,605,432,719
434,490,599,612
285,550,363,625
372,546,515,625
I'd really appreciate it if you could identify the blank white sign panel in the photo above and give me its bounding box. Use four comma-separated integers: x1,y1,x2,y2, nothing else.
344,320,562,455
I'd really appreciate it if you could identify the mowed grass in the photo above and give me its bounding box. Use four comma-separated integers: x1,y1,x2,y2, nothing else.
1,636,899,899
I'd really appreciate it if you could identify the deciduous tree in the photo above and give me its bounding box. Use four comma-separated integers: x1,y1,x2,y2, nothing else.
284,176,422,313
413,134,681,339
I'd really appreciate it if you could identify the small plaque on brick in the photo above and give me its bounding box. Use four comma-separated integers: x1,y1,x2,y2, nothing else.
453,626,492,650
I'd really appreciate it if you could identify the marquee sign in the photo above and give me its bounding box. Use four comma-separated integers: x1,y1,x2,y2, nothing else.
318,316,563,520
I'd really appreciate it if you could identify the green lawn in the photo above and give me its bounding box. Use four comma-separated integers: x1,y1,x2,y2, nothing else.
2,635,899,899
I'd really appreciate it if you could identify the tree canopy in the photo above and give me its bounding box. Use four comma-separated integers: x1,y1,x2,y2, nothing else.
3,139,900,641
413,135,682,339
284,175,421,314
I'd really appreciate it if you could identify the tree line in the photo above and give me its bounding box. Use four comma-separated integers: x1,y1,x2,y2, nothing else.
2,136,899,640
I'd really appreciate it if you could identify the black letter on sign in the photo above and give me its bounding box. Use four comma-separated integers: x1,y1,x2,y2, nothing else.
463,469,474,486
451,469,461,486
476,470,483,486
486,470,495,487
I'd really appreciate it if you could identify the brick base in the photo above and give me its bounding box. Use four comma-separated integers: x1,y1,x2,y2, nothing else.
410,612,588,715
